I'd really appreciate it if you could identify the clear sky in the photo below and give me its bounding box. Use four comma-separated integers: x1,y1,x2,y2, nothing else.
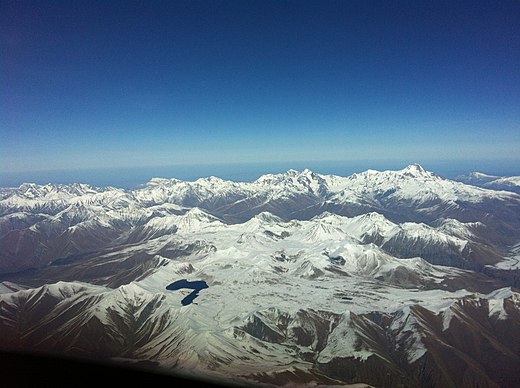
1,0,520,174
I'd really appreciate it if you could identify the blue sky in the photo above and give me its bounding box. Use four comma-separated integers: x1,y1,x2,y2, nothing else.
1,0,519,174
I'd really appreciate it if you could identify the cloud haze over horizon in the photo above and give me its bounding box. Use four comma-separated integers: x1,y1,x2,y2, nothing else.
1,0,519,173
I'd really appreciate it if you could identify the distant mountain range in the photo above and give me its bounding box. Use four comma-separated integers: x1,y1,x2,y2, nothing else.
1,165,520,387
456,171,520,194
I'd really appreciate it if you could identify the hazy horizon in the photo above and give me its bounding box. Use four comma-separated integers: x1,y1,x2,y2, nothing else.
2,158,519,189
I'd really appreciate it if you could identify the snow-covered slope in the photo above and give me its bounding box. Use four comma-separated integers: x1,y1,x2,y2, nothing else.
1,274,518,387
330,164,518,211
455,171,499,185
484,175,520,192
456,172,520,194
1,164,520,387
1,165,519,273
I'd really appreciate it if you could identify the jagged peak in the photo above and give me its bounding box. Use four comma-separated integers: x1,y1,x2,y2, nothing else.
401,163,428,175
300,168,320,178
282,168,316,175
311,211,349,222
255,172,280,183
14,182,106,199
346,164,432,181
184,207,221,222
117,281,149,295
256,168,319,182
357,211,389,222
275,168,311,179
253,211,284,223
146,177,180,186
19,182,93,190
195,175,226,184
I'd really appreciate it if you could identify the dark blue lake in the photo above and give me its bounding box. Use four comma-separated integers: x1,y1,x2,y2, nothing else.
166,279,208,306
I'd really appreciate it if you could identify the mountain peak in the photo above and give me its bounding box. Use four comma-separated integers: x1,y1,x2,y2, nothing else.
15,182,101,198
147,177,179,186
253,211,284,223
281,168,316,177
196,176,225,184
468,172,497,179
401,164,430,177
404,163,426,172
185,207,218,220
455,172,498,184
256,169,319,184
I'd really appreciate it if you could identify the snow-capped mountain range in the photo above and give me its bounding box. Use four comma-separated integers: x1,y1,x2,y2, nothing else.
1,164,520,387
456,171,520,194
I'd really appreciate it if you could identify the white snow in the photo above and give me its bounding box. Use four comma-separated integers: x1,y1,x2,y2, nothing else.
1,164,519,378
318,313,374,362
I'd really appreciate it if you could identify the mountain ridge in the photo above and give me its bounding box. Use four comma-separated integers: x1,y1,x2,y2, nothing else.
1,164,520,387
